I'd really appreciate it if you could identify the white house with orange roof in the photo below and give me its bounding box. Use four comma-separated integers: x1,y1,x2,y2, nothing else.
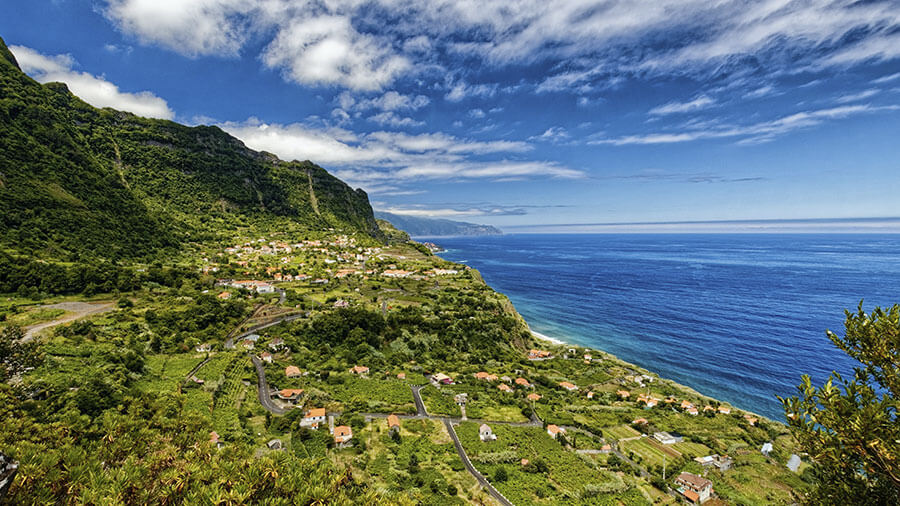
547,424,565,439
301,408,327,428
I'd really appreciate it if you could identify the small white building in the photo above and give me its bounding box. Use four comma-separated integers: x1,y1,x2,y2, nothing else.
761,442,774,457
479,424,497,442
654,432,684,445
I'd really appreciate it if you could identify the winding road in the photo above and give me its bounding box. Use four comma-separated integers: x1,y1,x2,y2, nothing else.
22,301,115,342
217,313,642,505
250,355,288,415
443,419,514,506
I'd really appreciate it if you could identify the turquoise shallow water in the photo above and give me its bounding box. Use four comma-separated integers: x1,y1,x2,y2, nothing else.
433,233,900,420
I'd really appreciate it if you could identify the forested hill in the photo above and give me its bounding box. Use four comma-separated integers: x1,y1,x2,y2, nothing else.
0,35,381,264
374,212,502,237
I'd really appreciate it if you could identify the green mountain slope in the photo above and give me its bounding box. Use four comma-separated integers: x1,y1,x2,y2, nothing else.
374,211,502,237
0,36,380,263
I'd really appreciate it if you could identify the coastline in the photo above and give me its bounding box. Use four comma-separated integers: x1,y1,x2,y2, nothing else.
528,322,776,422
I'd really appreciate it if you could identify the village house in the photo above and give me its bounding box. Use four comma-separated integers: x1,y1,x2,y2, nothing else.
217,291,231,300
632,418,649,426
527,393,542,401
267,439,283,450
431,373,453,386
275,388,304,403
528,349,553,360
396,372,406,379
349,365,370,375
717,405,731,415
586,391,595,399
686,406,700,416
269,338,285,351
498,383,513,393
285,366,302,378
617,390,630,399
244,334,260,342
454,393,468,405
695,454,733,471
744,414,759,426
479,424,497,442
333,425,353,446
515,377,532,388
547,424,565,439
240,339,255,350
559,381,578,391
681,400,694,410
761,442,773,457
675,472,714,504
301,408,327,429
387,414,401,434
260,352,273,363
195,343,212,353
654,431,684,445
474,371,497,381
382,269,413,278
333,299,350,308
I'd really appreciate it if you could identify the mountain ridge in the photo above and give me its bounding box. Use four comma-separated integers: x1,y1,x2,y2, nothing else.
375,211,502,237
0,35,382,264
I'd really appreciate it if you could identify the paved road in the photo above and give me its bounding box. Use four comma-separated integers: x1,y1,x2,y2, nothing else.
225,312,305,349
443,419,514,506
23,301,115,342
411,385,428,416
250,355,288,415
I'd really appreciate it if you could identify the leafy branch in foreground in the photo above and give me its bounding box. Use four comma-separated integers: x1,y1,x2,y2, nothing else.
780,303,900,505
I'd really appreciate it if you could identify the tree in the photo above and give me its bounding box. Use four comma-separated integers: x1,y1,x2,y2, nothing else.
0,326,42,381
493,467,508,482
780,304,900,505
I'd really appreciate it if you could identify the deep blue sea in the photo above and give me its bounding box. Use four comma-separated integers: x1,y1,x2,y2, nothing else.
432,234,900,421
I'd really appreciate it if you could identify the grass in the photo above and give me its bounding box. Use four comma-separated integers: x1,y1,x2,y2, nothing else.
603,424,641,441
455,422,638,505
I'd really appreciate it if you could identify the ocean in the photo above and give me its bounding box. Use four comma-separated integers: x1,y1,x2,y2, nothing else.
432,233,900,420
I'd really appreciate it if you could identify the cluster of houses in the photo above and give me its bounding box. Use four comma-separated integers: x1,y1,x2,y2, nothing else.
615,389,733,417
528,349,553,360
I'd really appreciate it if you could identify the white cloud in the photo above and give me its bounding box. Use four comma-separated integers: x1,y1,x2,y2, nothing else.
99,0,900,92
530,126,569,142
10,45,174,119
445,81,498,102
103,0,251,57
368,111,424,127
591,104,899,145
834,89,880,104
219,119,576,190
468,108,485,118
872,72,900,85
261,15,410,90
649,95,716,115
342,90,430,112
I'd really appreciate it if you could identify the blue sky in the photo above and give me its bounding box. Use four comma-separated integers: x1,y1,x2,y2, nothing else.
3,1,900,231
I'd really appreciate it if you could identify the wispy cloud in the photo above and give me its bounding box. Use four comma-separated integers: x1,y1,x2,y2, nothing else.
219,119,580,191
99,1,900,93
10,44,173,119
835,89,880,104
649,95,716,115
378,202,572,218
590,104,900,146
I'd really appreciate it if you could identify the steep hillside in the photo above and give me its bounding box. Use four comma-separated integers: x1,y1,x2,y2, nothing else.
375,212,501,237
0,36,380,263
